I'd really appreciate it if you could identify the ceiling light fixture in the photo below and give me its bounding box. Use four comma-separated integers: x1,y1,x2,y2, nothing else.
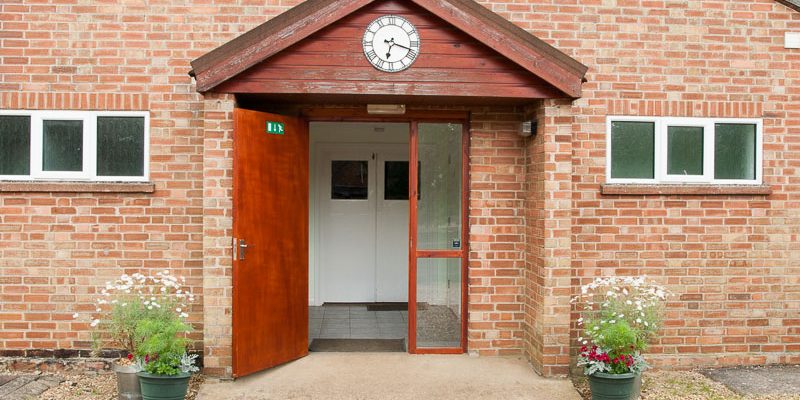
367,104,406,115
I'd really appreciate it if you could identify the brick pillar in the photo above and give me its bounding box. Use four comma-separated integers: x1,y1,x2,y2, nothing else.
467,107,528,356
201,93,235,377
524,99,574,376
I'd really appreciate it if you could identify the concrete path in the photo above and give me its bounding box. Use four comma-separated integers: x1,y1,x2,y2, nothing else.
198,353,581,400
0,374,62,400
703,365,800,396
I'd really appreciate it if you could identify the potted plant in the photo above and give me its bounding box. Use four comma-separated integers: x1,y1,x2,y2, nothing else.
134,315,199,400
572,276,670,400
75,271,195,400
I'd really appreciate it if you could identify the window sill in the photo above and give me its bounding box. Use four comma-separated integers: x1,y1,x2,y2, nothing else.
0,181,155,193
601,183,772,196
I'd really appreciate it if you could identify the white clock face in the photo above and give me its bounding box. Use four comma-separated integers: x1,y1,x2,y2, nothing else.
362,15,420,73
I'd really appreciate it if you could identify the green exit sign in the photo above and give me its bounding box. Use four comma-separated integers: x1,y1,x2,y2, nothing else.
266,121,285,135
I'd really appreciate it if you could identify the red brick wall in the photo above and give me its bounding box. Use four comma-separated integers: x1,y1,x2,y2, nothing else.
523,99,575,376
486,0,800,369
467,107,528,357
0,92,205,352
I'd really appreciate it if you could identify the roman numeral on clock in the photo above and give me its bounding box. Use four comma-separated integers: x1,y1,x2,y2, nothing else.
366,50,378,60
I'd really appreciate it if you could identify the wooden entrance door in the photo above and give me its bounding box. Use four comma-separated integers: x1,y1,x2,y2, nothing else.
232,108,308,378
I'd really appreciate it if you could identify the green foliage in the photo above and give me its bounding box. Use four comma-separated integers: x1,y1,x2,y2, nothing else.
92,294,179,356
574,277,671,375
134,317,191,376
81,271,195,359
598,321,636,354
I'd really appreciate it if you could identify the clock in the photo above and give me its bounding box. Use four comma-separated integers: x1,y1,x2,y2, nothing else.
362,15,420,73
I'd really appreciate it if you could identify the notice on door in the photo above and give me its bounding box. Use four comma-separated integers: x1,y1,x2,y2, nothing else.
266,121,285,135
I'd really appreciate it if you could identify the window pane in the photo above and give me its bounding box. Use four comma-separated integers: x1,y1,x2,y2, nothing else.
97,116,145,176
610,121,654,179
331,160,368,199
667,126,704,176
417,123,462,250
384,161,409,200
416,257,462,348
715,124,756,180
43,120,83,172
0,116,31,175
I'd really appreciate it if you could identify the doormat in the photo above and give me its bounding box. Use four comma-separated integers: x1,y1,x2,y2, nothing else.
366,302,408,311
309,339,406,352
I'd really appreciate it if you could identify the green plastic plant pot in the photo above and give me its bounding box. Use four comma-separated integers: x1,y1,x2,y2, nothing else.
136,372,191,400
587,372,638,400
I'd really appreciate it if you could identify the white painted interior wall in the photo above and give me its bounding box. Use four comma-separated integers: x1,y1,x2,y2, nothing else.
309,122,409,305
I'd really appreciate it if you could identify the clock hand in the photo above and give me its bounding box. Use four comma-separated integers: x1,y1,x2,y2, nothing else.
384,38,395,59
392,43,412,51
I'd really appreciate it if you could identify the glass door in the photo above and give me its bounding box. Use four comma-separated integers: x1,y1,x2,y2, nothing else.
409,121,468,353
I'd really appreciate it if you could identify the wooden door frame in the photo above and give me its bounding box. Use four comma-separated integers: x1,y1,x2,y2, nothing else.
408,120,470,354
302,108,470,354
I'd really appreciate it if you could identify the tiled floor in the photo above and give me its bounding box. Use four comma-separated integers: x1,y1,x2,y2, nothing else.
309,304,408,342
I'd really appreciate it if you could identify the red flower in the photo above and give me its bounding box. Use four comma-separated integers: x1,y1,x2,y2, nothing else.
127,353,133,361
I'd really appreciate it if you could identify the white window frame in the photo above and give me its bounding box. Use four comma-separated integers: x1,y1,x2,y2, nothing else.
606,116,763,185
0,110,150,182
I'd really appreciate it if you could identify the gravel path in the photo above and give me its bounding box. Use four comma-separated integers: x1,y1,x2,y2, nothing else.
574,370,800,400
38,373,204,400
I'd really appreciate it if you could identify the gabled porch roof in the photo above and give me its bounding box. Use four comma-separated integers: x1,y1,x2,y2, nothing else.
190,0,588,98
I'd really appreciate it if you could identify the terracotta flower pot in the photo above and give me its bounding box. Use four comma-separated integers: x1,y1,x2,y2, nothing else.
588,371,638,400
136,371,191,400
113,363,142,400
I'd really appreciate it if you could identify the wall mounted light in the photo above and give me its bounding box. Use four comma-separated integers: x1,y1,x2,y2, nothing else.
519,119,537,138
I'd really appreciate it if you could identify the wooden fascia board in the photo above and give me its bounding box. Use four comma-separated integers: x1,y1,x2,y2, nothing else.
412,0,588,98
191,0,373,92
776,0,800,12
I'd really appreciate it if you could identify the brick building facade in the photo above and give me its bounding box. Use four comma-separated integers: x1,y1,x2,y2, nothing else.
1,0,798,378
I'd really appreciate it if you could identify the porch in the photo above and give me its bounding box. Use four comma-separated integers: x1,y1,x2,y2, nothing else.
196,353,581,399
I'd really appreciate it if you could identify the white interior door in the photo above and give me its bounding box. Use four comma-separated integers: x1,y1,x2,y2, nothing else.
376,149,409,302
316,142,410,304
318,147,376,303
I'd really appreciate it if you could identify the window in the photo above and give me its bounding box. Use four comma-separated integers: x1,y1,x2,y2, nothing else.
384,161,409,200
607,117,761,184
331,160,368,199
0,110,149,181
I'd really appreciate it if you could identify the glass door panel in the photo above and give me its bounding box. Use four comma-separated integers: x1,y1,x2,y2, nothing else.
409,121,467,353
415,258,462,348
416,123,462,250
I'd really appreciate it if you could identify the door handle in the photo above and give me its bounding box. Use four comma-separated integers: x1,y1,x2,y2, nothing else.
238,239,248,261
